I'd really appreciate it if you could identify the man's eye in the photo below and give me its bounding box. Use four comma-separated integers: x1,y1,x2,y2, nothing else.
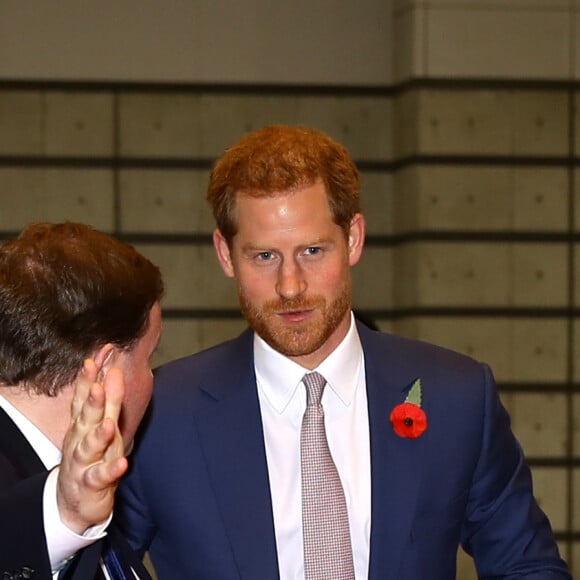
305,247,321,256
256,252,274,261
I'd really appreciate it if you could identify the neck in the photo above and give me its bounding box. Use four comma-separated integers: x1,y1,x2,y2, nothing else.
1,384,74,450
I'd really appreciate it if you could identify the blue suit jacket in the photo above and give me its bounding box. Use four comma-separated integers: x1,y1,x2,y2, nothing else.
117,323,570,579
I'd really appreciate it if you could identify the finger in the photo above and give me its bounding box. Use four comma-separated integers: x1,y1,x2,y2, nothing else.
77,381,107,431
75,416,118,464
102,367,125,424
71,359,98,419
85,455,129,490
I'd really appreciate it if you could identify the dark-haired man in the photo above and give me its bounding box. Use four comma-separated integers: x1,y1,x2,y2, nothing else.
0,222,163,579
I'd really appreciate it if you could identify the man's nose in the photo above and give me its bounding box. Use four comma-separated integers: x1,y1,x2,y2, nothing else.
275,259,306,299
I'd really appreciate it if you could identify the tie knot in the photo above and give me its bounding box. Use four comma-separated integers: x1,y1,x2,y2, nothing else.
303,372,327,406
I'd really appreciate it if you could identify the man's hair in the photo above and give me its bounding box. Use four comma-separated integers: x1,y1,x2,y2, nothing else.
0,222,164,396
206,124,361,244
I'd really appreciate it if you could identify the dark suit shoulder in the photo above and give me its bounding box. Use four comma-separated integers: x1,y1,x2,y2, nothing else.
153,328,254,394
358,322,487,377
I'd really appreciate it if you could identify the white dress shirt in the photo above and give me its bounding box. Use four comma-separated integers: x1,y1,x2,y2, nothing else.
0,394,109,579
255,312,371,580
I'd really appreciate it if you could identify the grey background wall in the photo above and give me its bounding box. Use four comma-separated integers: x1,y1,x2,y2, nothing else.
0,1,578,577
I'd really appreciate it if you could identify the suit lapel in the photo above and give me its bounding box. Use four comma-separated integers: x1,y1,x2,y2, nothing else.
359,324,426,580
193,331,280,580
0,406,46,481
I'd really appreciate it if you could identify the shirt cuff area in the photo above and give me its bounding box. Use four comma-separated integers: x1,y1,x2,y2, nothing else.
43,466,111,573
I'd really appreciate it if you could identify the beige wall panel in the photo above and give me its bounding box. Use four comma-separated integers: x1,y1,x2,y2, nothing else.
0,2,393,85
399,166,512,231
512,319,567,382
197,94,299,157
395,317,567,383
573,247,580,306
573,171,580,230
392,3,427,83
352,247,394,309
574,11,580,80
0,91,43,155
0,169,114,231
360,172,393,235
153,318,247,367
393,318,513,381
574,469,580,531
119,169,213,234
396,242,510,307
513,168,568,231
392,168,420,232
295,97,393,161
456,549,477,580
574,322,580,383
573,394,580,456
119,93,202,157
414,90,568,156
572,544,580,579
392,243,420,306
45,92,114,156
509,91,568,156
512,244,568,307
423,0,569,6
392,91,421,159
509,394,568,457
426,7,571,79
394,166,569,232
529,467,568,532
416,90,512,155
133,244,238,309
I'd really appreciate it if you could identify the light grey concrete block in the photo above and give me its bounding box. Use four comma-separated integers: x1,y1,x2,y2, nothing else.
456,549,478,580
119,169,213,233
393,318,513,382
509,393,568,457
512,244,568,307
153,318,247,367
513,168,568,231
426,5,571,80
512,319,568,382
197,94,299,157
394,242,511,307
529,467,568,532
295,96,393,161
0,91,43,155
45,92,114,156
394,166,512,232
134,243,238,309
119,92,202,157
360,172,393,235
352,246,394,310
0,168,114,231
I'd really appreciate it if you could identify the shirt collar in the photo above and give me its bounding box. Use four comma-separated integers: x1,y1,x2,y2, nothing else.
254,312,364,413
0,393,62,469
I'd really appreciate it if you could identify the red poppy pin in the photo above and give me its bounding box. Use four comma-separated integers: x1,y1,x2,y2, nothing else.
390,378,428,439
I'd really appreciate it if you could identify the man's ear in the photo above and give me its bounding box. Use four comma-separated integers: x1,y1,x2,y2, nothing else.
93,343,115,382
348,213,366,267
213,229,235,278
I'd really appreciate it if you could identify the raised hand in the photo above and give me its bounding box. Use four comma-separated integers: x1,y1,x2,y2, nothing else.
56,358,128,534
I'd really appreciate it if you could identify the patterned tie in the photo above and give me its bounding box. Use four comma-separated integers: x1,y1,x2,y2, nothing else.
301,372,355,580
95,538,131,580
